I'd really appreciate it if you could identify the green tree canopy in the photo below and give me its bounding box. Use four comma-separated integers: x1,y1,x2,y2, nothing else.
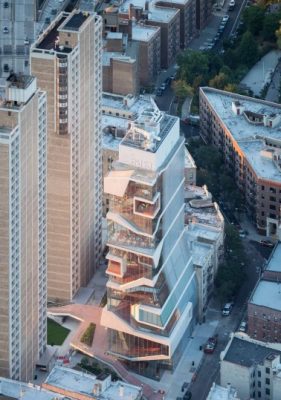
177,50,209,86
172,79,194,99
237,31,259,67
262,12,281,41
209,72,231,89
243,5,265,35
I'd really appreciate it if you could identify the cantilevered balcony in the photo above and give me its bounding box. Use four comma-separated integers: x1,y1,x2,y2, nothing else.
134,193,160,219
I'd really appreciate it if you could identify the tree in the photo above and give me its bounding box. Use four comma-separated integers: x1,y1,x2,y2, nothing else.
209,72,231,89
262,12,281,42
172,79,194,100
237,31,259,67
177,50,209,86
276,23,281,49
224,83,239,93
243,5,265,36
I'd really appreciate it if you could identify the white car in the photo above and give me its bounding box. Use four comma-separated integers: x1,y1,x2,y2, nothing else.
239,321,247,332
222,15,230,24
222,302,233,316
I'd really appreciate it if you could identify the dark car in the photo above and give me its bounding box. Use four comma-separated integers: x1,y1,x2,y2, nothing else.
183,391,192,400
165,77,171,86
45,17,51,24
4,2,9,8
181,382,189,392
51,8,57,15
156,88,163,96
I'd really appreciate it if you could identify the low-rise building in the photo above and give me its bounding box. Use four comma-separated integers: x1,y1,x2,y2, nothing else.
185,185,224,321
185,148,196,185
200,87,281,238
248,242,281,343
0,377,65,400
206,383,240,400
43,366,142,400
220,334,281,400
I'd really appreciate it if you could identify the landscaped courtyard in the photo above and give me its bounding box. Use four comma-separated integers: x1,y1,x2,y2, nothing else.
47,318,70,345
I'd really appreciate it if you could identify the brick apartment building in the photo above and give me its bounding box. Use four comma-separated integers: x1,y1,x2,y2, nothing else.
248,243,281,343
200,87,281,237
156,0,197,48
103,32,139,96
196,0,213,30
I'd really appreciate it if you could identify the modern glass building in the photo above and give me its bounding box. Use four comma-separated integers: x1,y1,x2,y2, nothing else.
102,100,197,379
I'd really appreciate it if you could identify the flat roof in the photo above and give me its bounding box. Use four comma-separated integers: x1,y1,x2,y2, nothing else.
201,88,281,182
185,148,196,168
132,24,159,41
207,383,238,400
103,51,135,66
107,31,123,39
120,0,178,22
45,366,141,400
0,378,65,400
35,15,71,52
224,336,281,367
250,280,281,311
266,242,281,272
61,11,90,31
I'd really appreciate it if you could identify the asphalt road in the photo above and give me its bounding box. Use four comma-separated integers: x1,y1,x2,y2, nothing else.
188,238,272,400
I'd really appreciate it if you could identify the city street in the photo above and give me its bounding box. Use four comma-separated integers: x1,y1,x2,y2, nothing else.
188,237,272,400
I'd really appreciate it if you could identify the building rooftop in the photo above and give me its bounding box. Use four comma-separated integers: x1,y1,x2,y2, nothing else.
0,378,65,400
34,14,71,52
187,237,213,268
185,148,196,169
7,74,34,90
103,51,135,66
266,242,281,273
61,11,90,31
121,112,177,153
207,383,239,400
132,24,159,42
120,0,179,22
250,280,281,311
223,335,281,367
44,366,141,400
201,88,281,182
107,31,123,39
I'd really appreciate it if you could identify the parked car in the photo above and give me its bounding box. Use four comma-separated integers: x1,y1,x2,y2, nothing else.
45,17,51,24
222,302,233,316
239,321,247,332
165,77,171,86
170,73,176,80
181,382,189,392
156,88,163,96
51,8,57,15
204,336,218,354
259,240,274,248
229,0,235,9
160,83,166,90
3,26,9,34
222,15,230,24
3,2,9,8
183,391,192,400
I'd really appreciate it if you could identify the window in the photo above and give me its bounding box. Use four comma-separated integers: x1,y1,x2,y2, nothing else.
265,378,270,385
270,205,276,210
270,196,276,202
258,371,261,377
266,367,270,374
258,392,261,398
265,388,270,395
258,381,261,388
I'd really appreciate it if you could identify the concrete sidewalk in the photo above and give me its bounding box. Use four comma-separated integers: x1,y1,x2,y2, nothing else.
133,314,220,400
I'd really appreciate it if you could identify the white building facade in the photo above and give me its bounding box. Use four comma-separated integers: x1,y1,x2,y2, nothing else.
102,100,197,379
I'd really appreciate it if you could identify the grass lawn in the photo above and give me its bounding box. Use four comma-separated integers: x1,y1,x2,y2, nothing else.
47,318,70,345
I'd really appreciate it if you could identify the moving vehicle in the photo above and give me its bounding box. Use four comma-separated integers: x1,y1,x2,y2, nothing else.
204,336,218,354
259,240,274,248
239,321,247,332
222,302,233,316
